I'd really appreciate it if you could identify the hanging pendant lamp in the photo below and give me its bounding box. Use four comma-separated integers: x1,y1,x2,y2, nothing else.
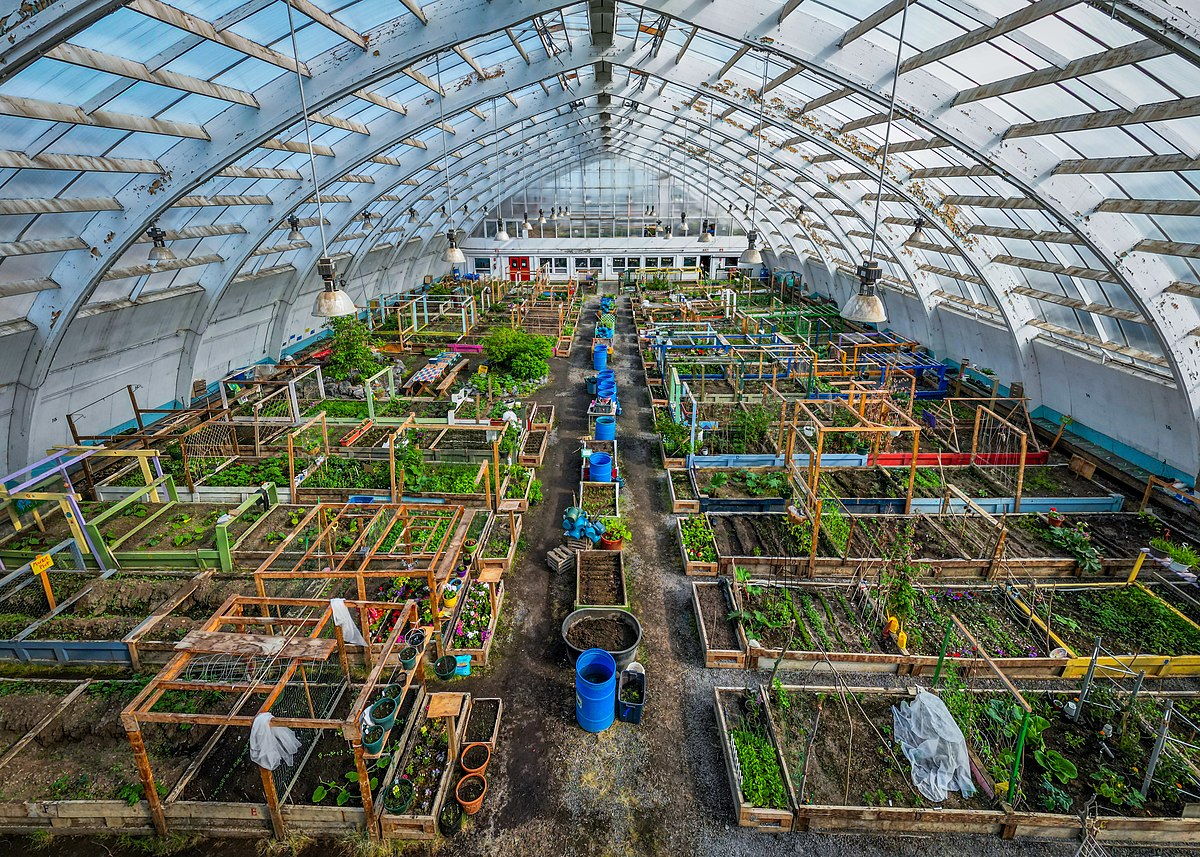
313,256,356,317
286,214,304,242
740,55,769,266
491,99,509,242
841,0,911,325
443,230,466,264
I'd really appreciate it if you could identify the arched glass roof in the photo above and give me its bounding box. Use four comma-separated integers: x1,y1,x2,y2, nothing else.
1,0,1199,446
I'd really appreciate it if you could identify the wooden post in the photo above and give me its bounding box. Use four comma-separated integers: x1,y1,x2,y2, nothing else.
259,764,287,839
906,430,918,514
353,742,375,825
127,725,168,835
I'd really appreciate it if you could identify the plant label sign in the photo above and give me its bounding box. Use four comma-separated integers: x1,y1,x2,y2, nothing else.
31,554,53,576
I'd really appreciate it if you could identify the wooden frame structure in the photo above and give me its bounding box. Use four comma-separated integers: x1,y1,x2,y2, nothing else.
121,594,420,838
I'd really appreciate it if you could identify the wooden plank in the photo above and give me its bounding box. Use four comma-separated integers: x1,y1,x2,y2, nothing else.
0,93,209,139
175,630,336,660
426,692,467,719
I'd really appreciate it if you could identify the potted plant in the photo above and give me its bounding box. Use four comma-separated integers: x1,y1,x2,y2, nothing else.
406,628,427,649
362,723,385,755
434,654,458,680
438,800,464,836
1047,507,1066,527
599,517,631,551
464,538,479,555
1149,537,1170,560
369,695,398,731
455,773,488,815
442,579,461,608
399,645,419,670
460,742,491,775
383,778,414,814
379,683,403,702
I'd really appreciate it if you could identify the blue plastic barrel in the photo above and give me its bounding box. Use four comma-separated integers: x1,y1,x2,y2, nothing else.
595,416,616,441
597,378,616,396
575,648,617,732
589,452,613,482
592,345,608,371
597,369,615,383
585,376,598,395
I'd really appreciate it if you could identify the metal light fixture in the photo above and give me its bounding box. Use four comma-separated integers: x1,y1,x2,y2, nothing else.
841,260,887,324
408,207,418,224
699,218,712,244
740,229,762,266
663,224,672,240
439,203,447,217
443,230,466,264
313,256,355,317
521,212,532,231
845,0,910,326
286,214,304,242
907,216,928,245
362,210,375,227
146,221,175,263
680,211,688,235
538,208,546,225
496,219,510,241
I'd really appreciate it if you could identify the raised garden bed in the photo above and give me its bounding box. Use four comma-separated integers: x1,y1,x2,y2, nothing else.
377,701,462,840
499,465,537,513
519,428,549,467
677,515,719,576
477,514,520,575
713,686,795,831
691,580,748,668
463,697,503,751
668,469,700,514
445,577,503,666
579,481,619,518
574,550,628,610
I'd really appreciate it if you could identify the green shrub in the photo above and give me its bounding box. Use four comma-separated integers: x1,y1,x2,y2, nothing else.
482,327,553,380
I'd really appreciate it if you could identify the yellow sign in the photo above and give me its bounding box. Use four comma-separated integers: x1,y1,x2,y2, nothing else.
31,554,53,575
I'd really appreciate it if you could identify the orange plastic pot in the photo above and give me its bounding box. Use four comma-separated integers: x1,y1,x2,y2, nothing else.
460,742,491,775
455,773,488,815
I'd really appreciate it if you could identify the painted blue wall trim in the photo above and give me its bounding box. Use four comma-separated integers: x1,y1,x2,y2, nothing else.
1031,404,1192,485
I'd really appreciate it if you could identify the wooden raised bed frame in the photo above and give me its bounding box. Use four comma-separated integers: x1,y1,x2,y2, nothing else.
574,549,629,611
676,517,719,576
712,686,795,832
691,581,748,668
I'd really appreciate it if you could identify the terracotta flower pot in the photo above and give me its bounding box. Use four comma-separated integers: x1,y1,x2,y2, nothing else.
599,535,623,551
455,773,488,815
460,742,491,775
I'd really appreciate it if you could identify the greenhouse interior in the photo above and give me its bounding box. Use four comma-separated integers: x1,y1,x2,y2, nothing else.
1,0,1200,855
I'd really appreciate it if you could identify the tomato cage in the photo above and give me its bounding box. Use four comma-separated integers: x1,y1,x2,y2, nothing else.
122,595,420,839
931,615,1036,807
252,502,476,649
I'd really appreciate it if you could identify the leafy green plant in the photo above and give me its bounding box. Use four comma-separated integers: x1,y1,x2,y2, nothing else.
1039,777,1073,812
1091,766,1145,808
482,327,553,380
680,516,716,563
322,316,380,382
1044,522,1103,575
730,725,788,809
601,517,632,543
1151,537,1199,568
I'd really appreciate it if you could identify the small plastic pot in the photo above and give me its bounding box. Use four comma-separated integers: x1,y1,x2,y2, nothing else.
434,655,458,680
460,742,491,775
362,724,385,755
455,773,488,815
405,628,427,649
379,683,403,701
369,695,398,731
399,645,419,670
464,538,479,555
383,778,414,814
438,800,464,836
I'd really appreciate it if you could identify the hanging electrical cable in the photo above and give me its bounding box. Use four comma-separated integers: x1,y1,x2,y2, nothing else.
739,54,770,266
493,98,510,242
842,0,911,325
700,99,714,244
286,0,352,317
434,52,465,265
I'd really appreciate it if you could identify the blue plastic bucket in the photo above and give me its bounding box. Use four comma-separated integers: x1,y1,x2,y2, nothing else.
586,376,598,395
575,648,617,732
588,452,613,482
592,345,608,371
595,416,616,441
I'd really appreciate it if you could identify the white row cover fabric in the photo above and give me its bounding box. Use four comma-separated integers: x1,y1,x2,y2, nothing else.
249,713,302,771
891,688,977,803
330,597,367,646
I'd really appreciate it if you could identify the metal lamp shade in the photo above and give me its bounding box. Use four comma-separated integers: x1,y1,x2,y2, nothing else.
841,292,887,324
313,285,356,317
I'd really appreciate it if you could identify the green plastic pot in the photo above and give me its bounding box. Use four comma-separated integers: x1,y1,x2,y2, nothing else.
362,724,385,755
384,778,414,814
434,655,458,680
399,645,419,670
369,695,398,731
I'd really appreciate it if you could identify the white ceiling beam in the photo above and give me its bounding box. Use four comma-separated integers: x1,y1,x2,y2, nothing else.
900,0,1079,75
101,253,224,281
0,237,88,256
838,0,908,48
286,0,366,49
128,0,310,75
354,89,407,115
0,149,162,173
1007,94,1200,138
993,255,1119,283
0,93,208,139
261,138,335,157
0,197,121,214
47,42,258,106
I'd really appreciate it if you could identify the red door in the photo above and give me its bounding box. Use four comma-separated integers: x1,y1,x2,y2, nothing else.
508,257,530,282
